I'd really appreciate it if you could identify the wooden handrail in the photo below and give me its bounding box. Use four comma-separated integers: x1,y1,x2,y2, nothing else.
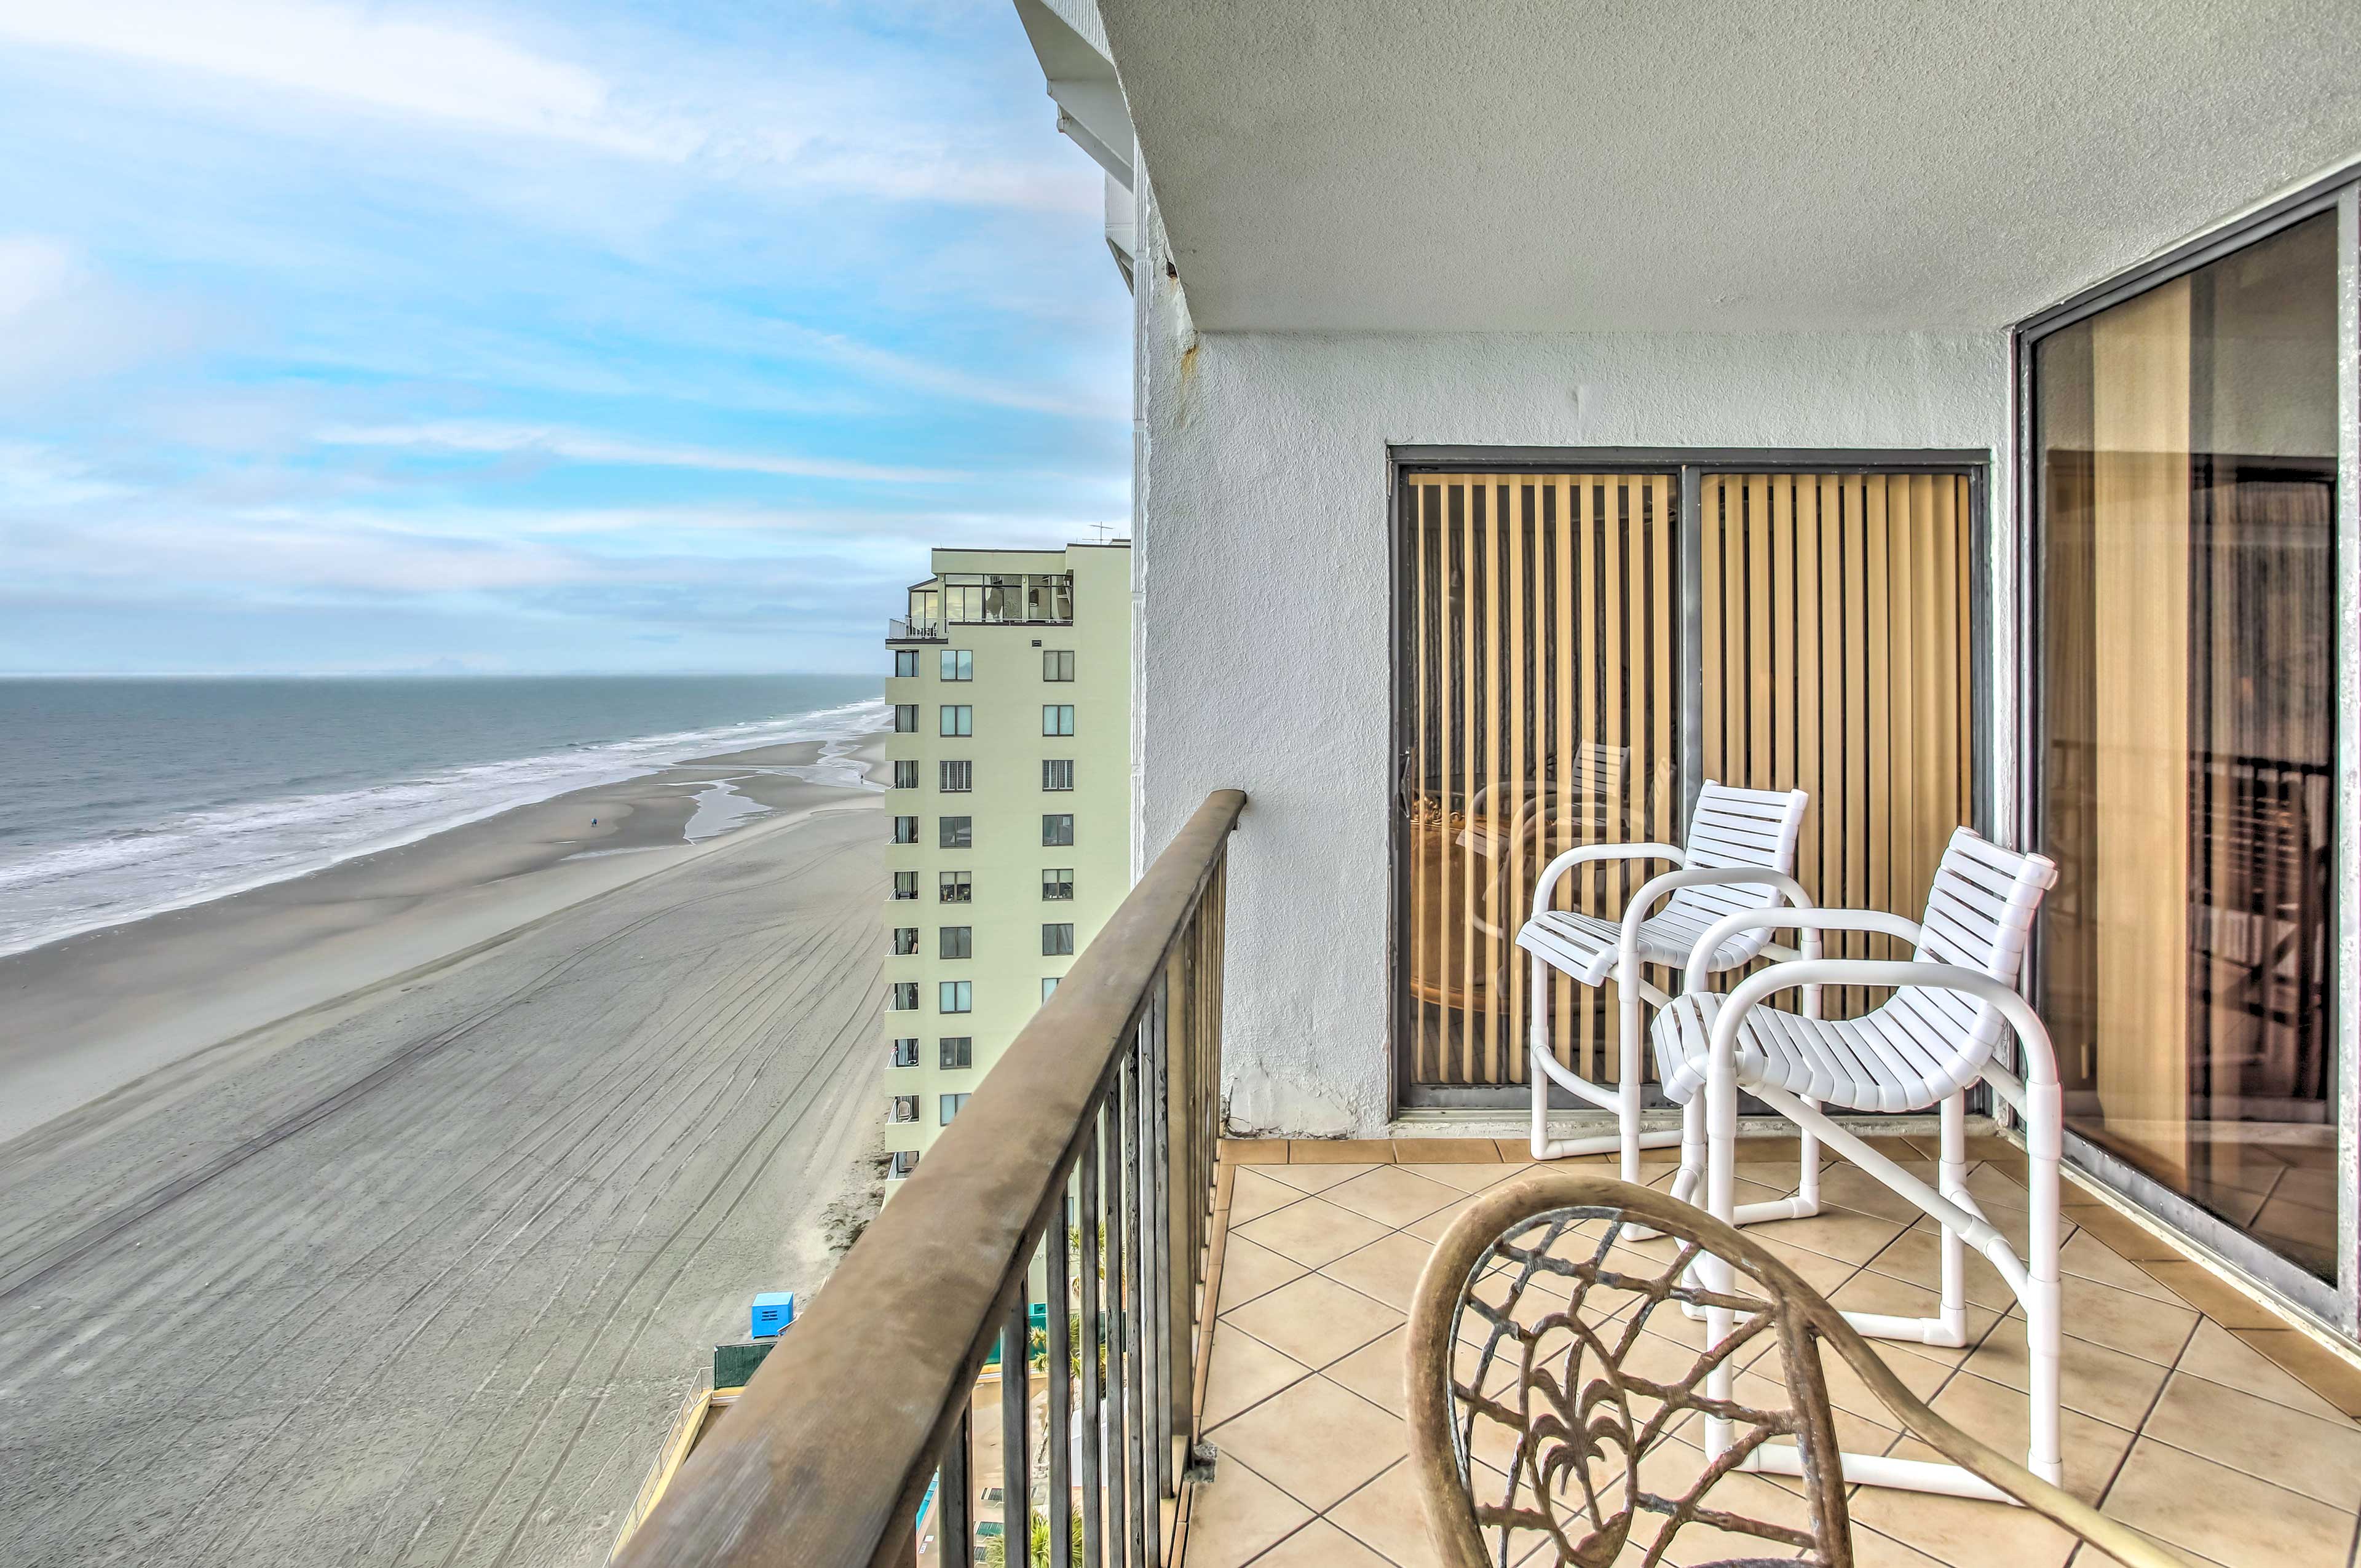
615,788,1246,1568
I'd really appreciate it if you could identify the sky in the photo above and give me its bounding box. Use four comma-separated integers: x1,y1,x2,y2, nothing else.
0,0,1130,676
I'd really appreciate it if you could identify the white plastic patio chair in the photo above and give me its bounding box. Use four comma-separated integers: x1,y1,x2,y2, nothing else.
1648,826,2063,1500
1517,780,1811,1179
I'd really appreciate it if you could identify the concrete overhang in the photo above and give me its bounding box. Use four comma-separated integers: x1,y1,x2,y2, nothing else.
1088,0,2361,333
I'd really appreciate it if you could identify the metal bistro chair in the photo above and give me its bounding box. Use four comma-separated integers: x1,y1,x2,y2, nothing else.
1517,781,1812,1182
1406,1173,2200,1568
1648,827,2064,1499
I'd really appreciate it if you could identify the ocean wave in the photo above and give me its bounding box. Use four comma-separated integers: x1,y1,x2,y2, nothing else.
0,697,888,958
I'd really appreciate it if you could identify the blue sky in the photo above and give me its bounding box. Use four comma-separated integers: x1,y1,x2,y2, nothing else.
0,0,1129,675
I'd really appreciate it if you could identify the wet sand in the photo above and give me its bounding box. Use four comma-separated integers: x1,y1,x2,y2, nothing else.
0,734,888,1145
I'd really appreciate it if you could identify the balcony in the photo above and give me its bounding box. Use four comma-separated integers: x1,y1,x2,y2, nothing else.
615,790,2361,1568
888,617,947,643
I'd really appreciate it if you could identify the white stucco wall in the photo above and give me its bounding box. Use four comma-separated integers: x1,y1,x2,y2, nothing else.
1124,194,2017,1138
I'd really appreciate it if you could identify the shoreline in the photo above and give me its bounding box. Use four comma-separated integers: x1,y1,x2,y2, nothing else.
0,732,889,1147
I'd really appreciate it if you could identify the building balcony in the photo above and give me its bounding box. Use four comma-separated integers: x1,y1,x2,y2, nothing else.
611,789,2361,1568
888,617,947,643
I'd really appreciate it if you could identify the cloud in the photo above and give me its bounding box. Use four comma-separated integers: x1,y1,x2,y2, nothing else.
0,0,1096,213
312,421,969,484
0,0,689,159
0,234,206,397
767,321,1117,420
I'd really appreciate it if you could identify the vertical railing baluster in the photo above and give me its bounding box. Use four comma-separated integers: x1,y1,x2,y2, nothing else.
1003,1268,1030,1567
1148,974,1174,1532
1078,1119,1103,1568
1101,1090,1128,1567
941,1406,971,1568
1048,1185,1072,1568
1121,1051,1147,1568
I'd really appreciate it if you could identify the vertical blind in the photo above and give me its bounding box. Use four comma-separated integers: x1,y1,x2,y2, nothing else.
1400,467,1976,1093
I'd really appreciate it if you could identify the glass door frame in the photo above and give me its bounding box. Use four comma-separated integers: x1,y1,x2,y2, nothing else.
1387,449,1993,1114
2010,166,2361,1335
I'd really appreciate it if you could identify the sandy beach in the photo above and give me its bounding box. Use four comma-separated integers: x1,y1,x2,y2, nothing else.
0,732,891,1567
0,734,887,1144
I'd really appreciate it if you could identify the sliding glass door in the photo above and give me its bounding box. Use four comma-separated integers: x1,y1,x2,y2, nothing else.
2033,210,2341,1281
1396,464,1979,1103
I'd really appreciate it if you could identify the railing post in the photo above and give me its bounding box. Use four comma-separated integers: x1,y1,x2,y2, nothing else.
1121,1052,1147,1568
1048,1190,1072,1568
1003,1271,1030,1567
1078,1122,1104,1568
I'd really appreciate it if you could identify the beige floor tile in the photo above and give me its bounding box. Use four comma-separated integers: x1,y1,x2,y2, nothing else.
2137,1261,2287,1332
1222,1272,1403,1371
1248,1516,1394,1568
2056,1229,2181,1302
1401,1190,1490,1245
2066,1203,2186,1263
1813,1164,1945,1224
1825,1271,2002,1366
1231,1169,1313,1225
1180,1455,1315,1568
1862,1227,2019,1312
1291,1139,1398,1165
1841,1524,1953,1567
1235,1195,1395,1269
1887,1368,2134,1505
1846,1473,2083,1567
2102,1436,2360,1567
2141,1371,2361,1508
1208,1374,1407,1513
1218,1235,1310,1313
1394,1160,1521,1195
1222,1139,1292,1165
1389,1138,1505,1164
2231,1329,2361,1420
1961,1160,2031,1212
1323,1324,1412,1415
1322,1166,1466,1229
2175,1320,2356,1425
1762,1205,1910,1266
1327,1456,1453,1568
1322,1230,1445,1315
1729,1358,1904,1457
1963,1317,2172,1431
1201,1323,1316,1429
1746,1231,1869,1297
1260,1162,1382,1195
2015,1272,2199,1368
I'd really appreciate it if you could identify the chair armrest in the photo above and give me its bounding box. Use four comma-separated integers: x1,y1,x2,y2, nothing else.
1709,959,2061,1092
1528,842,1683,923
1615,866,1809,982
1680,907,1925,995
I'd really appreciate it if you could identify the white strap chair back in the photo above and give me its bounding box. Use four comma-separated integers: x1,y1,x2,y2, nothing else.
1888,829,2059,1084
1656,780,1811,935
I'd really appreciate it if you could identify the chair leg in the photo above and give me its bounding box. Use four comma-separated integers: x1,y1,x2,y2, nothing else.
1700,1053,1740,1466
1528,956,1550,1161
2026,1080,2065,1487
1618,983,1643,1182
1938,1093,1969,1347
1670,1096,1703,1206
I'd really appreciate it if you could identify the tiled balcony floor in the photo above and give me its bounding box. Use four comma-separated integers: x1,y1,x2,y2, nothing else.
1181,1137,2361,1568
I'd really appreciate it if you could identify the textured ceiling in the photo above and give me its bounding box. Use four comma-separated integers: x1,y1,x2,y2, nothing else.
1094,0,2361,333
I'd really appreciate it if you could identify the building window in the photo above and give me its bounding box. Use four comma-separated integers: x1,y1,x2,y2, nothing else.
1042,814,1074,847
893,649,919,678
892,871,918,901
892,926,918,956
939,759,972,793
1042,868,1073,901
939,870,971,903
889,981,919,1012
1042,649,1075,682
939,1093,971,1126
939,1035,973,1069
888,1150,917,1178
1042,759,1074,791
890,1037,919,1068
1042,923,1074,956
1042,703,1074,736
939,815,972,850
2031,208,2341,1281
890,1095,918,1123
1041,977,1061,1002
941,704,973,737
892,815,919,845
939,925,972,960
939,980,972,1014
940,649,973,681
892,759,919,790
893,703,918,734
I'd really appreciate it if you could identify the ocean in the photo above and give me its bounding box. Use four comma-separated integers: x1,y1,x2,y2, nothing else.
0,675,885,958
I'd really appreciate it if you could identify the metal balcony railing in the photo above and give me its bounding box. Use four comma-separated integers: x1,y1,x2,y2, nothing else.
616,789,1245,1568
886,617,946,642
